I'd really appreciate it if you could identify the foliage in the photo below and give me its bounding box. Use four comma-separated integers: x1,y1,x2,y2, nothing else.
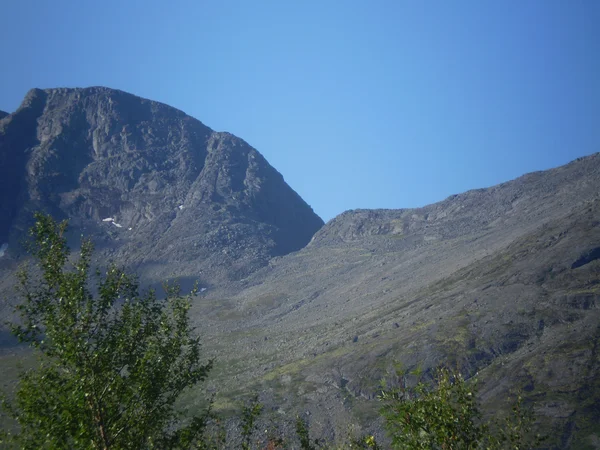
378,367,540,449
1,213,213,449
241,396,263,450
344,431,382,450
296,416,321,450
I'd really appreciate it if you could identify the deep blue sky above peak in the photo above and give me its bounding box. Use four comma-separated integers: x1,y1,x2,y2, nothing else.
1,1,599,221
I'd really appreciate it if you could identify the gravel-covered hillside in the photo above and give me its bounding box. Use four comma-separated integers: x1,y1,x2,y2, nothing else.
195,154,600,448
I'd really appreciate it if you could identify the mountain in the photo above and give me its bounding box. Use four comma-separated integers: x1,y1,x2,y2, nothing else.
0,111,8,120
195,154,600,447
1,87,599,447
0,87,324,287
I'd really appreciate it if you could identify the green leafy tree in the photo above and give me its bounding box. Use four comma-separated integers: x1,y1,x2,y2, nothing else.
378,367,540,449
1,213,213,449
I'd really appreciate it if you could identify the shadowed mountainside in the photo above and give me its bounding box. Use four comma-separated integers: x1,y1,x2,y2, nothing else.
0,88,323,288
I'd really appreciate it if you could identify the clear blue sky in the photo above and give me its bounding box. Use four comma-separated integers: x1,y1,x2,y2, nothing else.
1,1,599,221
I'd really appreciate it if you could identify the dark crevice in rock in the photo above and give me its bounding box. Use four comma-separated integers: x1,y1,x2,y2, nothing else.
571,246,600,269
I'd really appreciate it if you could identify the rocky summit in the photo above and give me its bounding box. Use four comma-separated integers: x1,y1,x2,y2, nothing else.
0,87,324,286
1,87,599,448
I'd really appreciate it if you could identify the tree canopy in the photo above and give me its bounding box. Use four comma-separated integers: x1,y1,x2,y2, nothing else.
1,213,213,449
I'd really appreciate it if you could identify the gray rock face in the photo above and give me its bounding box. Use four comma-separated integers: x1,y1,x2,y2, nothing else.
0,87,323,283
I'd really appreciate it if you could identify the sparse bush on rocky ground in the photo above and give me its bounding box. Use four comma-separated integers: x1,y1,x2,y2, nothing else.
377,367,541,449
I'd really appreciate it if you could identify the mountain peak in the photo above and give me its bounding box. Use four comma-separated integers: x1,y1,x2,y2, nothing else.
0,87,324,284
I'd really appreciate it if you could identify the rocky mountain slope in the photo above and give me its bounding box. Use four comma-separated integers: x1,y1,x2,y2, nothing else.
194,154,600,448
0,88,323,288
1,87,599,448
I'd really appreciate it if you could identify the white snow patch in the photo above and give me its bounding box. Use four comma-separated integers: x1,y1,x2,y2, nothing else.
0,243,8,258
178,205,184,210
128,227,132,231
112,222,123,228
102,217,114,222
200,287,207,292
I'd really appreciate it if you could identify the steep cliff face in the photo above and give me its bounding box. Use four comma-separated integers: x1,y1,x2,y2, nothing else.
0,87,323,282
